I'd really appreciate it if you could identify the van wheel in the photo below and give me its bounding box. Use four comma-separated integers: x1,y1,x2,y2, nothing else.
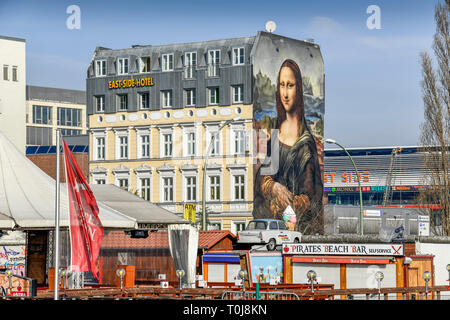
266,238,276,251
294,238,300,243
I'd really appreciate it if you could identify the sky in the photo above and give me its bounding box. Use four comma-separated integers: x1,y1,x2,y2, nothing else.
0,0,440,148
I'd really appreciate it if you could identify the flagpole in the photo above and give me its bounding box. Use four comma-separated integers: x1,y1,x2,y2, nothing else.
54,130,61,300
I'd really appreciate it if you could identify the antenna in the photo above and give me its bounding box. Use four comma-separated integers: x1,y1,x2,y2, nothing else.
265,21,276,33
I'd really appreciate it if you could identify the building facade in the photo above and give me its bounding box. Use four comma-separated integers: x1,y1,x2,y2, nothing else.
86,31,325,233
26,85,87,146
0,35,26,153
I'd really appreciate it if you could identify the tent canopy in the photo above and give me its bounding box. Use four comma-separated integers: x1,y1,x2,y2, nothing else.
0,130,138,230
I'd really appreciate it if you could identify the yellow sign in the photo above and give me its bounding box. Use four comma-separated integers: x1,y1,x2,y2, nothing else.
108,77,154,89
184,203,196,223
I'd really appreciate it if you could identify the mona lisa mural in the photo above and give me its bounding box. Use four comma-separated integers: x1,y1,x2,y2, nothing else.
252,32,325,235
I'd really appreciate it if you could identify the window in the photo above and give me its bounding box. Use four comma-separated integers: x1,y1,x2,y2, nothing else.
163,177,174,202
96,137,105,160
232,221,246,235
32,105,52,125
95,95,105,112
163,133,173,157
184,52,196,78
61,129,81,136
119,136,128,159
161,90,173,108
186,131,196,156
140,178,151,201
138,92,150,109
232,47,245,65
140,56,151,73
185,89,196,107
95,179,106,184
117,94,128,111
208,87,219,105
141,134,151,158
269,221,278,230
207,129,220,156
208,222,221,230
57,107,81,127
233,175,245,200
162,53,174,71
234,129,245,154
12,66,18,81
232,85,244,104
185,176,197,201
118,178,129,190
95,60,106,76
3,65,9,81
209,176,220,201
207,50,220,77
118,58,129,75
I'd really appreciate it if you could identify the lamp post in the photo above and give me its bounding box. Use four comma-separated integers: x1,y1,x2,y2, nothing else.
201,116,241,230
375,271,384,300
325,139,364,235
423,271,431,299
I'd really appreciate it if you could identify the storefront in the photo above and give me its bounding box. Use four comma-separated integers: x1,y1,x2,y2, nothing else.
282,243,434,299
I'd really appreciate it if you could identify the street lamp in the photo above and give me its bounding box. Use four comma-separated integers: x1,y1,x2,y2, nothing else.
202,116,241,230
116,268,126,290
325,138,364,235
306,270,317,293
176,269,185,290
375,271,384,299
423,271,431,298
238,269,248,292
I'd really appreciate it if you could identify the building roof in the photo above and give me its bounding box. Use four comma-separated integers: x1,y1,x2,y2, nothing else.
0,35,26,42
101,230,236,249
89,184,189,226
26,85,85,105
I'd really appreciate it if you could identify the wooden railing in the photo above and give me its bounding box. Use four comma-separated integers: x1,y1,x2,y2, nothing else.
30,284,450,300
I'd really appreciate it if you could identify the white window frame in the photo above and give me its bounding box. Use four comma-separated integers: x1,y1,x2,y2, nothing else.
208,174,221,201
185,176,197,202
206,125,221,156
161,90,173,108
231,220,247,235
232,47,245,65
95,60,107,77
208,87,219,105
3,65,9,81
207,50,220,77
184,52,197,78
159,127,173,158
185,88,196,107
228,163,248,203
162,53,174,72
115,129,129,160
118,58,129,75
134,165,153,202
162,176,174,202
113,165,130,192
138,92,150,109
90,166,107,185
140,56,151,73
92,131,106,160
232,85,244,104
182,126,197,157
12,66,18,82
117,94,128,111
136,128,151,159
233,128,245,155
95,95,105,112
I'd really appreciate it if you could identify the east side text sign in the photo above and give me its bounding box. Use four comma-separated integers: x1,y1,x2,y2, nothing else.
108,77,154,89
282,243,404,256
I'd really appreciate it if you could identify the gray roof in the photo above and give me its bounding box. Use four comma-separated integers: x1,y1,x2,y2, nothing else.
90,184,189,226
0,35,26,42
26,85,86,105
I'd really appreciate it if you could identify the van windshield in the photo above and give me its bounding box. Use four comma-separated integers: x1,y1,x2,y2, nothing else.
246,221,267,230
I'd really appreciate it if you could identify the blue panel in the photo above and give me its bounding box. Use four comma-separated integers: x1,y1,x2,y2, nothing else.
26,146,38,155
36,146,50,154
203,255,240,263
48,146,56,153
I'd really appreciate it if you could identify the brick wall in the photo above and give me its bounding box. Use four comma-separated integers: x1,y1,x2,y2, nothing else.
27,153,89,182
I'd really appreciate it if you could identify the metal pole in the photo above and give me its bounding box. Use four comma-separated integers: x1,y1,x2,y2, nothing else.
334,142,364,235
54,130,61,300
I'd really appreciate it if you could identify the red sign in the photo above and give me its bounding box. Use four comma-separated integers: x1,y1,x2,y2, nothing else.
292,257,391,264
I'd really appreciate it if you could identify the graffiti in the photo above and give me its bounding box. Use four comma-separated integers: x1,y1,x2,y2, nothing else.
0,245,26,276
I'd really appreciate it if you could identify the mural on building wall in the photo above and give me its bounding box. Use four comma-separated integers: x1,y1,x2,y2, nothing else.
252,33,325,235
0,245,26,277
250,254,283,284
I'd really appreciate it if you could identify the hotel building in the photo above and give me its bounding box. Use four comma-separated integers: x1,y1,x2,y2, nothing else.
86,31,325,233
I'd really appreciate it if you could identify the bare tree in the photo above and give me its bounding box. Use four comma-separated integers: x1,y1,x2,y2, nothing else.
418,0,450,235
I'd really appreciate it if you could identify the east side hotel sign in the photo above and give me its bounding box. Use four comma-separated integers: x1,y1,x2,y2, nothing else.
108,77,154,89
282,243,404,256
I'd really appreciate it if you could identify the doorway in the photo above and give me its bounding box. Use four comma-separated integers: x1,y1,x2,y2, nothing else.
26,231,48,286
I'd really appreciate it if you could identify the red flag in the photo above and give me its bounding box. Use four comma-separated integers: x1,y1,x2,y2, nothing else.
62,139,104,279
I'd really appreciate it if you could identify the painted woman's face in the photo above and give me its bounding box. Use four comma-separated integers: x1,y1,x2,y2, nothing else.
279,66,297,113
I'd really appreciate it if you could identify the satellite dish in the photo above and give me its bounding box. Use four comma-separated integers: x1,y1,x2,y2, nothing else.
265,21,276,33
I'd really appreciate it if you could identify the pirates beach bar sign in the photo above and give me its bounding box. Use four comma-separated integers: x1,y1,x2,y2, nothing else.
282,243,404,256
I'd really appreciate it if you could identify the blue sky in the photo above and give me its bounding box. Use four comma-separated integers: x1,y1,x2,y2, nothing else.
0,0,439,148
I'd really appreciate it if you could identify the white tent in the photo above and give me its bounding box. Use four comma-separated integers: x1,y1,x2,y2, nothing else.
0,130,137,230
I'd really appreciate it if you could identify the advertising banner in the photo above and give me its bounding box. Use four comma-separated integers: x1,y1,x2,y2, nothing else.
282,243,404,256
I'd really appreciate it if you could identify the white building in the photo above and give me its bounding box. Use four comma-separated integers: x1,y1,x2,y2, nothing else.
0,35,26,153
